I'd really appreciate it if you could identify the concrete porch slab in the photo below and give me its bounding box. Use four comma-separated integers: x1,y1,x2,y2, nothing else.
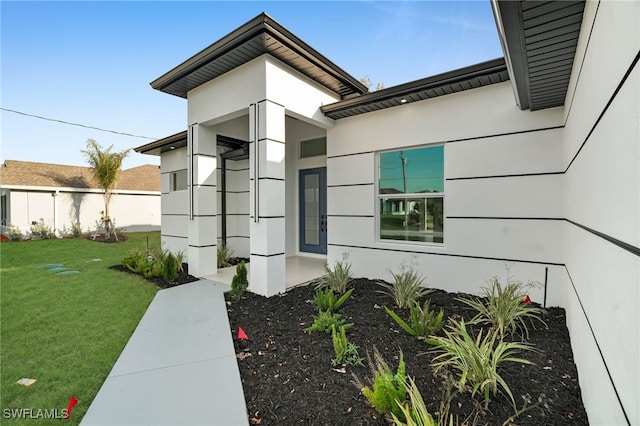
205,255,326,289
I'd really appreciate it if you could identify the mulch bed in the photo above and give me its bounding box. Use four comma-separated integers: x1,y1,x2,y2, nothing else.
87,233,128,243
109,257,248,288
226,279,588,425
109,263,199,289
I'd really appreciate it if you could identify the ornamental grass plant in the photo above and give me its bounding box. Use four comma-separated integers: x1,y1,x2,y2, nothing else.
217,243,234,268
426,319,535,409
317,259,352,294
392,377,443,426
378,267,432,309
458,276,545,339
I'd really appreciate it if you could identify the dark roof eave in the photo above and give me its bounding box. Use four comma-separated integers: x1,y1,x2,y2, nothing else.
135,130,188,156
150,12,368,99
491,0,530,110
321,58,508,119
491,0,585,111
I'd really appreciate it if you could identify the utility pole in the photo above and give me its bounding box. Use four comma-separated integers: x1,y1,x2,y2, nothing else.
400,151,408,229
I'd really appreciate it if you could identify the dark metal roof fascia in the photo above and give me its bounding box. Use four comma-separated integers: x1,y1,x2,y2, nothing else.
150,12,368,98
261,15,369,95
320,58,508,119
492,0,585,111
491,0,530,110
150,13,267,94
135,130,188,156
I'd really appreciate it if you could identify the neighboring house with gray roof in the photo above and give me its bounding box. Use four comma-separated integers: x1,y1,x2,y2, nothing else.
136,3,639,423
0,160,160,234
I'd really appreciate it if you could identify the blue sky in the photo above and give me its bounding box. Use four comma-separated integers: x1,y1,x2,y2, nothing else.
1,1,502,169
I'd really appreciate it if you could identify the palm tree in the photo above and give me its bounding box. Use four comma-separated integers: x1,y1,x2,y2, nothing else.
81,139,130,240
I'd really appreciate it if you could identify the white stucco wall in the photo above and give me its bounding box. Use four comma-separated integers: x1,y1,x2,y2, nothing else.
223,158,250,258
561,1,640,424
8,191,53,229
188,58,267,126
4,188,159,235
160,147,189,256
327,81,566,305
265,56,339,129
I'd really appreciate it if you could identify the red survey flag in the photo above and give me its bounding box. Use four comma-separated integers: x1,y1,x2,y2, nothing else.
64,396,78,419
238,327,249,340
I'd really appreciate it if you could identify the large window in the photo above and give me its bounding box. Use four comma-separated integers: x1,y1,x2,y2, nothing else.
378,145,444,243
170,169,187,192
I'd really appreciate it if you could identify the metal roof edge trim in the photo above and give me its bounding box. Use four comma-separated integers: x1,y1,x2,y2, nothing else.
261,15,368,95
492,0,530,110
135,130,188,154
150,12,368,97
150,13,268,92
320,58,508,115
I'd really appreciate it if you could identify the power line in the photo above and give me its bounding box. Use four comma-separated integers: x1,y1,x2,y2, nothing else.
1,107,157,140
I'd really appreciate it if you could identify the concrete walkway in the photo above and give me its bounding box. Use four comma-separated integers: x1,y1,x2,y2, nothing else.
81,280,248,426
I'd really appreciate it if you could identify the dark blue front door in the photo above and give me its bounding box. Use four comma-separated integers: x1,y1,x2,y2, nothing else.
299,167,327,254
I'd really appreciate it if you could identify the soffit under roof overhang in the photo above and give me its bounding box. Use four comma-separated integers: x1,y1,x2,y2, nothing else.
492,0,585,111
135,131,187,156
151,12,368,99
135,131,248,157
321,58,510,120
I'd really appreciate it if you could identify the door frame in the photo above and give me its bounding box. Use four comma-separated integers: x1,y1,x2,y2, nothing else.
299,167,327,254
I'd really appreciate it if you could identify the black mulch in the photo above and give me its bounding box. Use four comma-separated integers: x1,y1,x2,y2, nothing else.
225,279,588,425
109,263,199,289
86,233,128,243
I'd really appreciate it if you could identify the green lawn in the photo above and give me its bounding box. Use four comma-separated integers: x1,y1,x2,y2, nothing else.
1,232,160,424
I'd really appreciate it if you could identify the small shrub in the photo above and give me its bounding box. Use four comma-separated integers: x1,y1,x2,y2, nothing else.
148,245,168,265
161,252,179,283
217,243,234,268
458,275,545,339
331,325,363,367
71,222,83,238
122,247,147,273
354,348,407,421
30,219,55,239
378,267,432,308
6,224,24,241
426,319,535,409
304,310,353,334
143,261,163,278
385,299,444,338
230,261,248,301
317,258,352,293
60,222,82,238
312,287,353,312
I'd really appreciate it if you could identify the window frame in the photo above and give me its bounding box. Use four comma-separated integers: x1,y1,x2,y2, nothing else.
170,169,188,192
375,144,445,246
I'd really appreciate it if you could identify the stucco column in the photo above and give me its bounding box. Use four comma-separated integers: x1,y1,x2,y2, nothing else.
249,100,286,296
187,123,217,277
